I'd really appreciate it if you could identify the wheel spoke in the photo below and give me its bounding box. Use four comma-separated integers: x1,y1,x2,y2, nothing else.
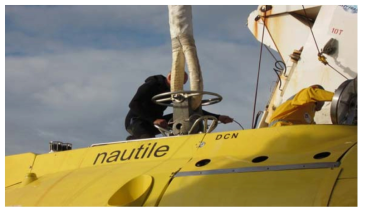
152,90,223,107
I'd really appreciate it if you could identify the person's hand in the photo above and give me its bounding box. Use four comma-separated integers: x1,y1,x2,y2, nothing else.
218,115,233,124
154,119,168,128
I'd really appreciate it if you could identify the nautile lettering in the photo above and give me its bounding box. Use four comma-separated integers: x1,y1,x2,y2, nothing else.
93,142,170,165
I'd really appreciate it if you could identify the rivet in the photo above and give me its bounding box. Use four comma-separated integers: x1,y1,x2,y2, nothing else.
198,142,206,148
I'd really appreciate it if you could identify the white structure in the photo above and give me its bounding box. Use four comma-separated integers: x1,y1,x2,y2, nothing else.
247,5,357,126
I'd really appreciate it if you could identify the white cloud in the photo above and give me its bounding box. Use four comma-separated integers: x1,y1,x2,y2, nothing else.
5,5,279,155
6,6,168,33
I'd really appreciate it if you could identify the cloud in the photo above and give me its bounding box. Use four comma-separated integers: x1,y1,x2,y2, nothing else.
193,5,258,42
6,6,171,55
5,5,279,155
6,6,168,34
6,5,259,56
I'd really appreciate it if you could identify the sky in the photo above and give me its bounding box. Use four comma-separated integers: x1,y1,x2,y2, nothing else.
2,3,365,210
3,5,309,155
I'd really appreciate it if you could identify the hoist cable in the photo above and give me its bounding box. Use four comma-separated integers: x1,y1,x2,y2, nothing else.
327,64,348,79
251,15,267,129
264,44,277,61
302,5,321,54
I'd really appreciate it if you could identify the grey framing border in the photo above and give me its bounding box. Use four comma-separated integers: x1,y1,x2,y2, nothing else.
175,162,340,177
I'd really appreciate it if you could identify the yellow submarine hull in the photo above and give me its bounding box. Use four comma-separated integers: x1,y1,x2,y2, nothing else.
5,125,357,206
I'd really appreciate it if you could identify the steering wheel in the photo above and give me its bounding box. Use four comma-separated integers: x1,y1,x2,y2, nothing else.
188,115,218,134
154,125,173,137
152,90,222,107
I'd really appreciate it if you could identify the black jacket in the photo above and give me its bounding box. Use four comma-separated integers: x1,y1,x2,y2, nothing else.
125,75,169,128
125,75,219,129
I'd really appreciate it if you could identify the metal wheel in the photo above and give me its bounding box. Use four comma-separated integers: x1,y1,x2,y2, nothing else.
154,125,173,137
152,90,222,107
188,115,218,134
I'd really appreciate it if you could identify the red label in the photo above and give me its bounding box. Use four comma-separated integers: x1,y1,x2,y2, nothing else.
332,28,344,35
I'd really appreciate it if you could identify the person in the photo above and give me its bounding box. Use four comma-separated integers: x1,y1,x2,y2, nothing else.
269,85,334,127
125,72,233,140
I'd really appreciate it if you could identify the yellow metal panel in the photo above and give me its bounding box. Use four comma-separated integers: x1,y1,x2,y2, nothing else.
329,178,357,206
328,145,357,206
6,170,75,206
6,162,168,206
5,153,36,187
5,134,204,206
79,136,200,168
181,125,356,172
30,149,89,177
5,125,356,206
108,174,153,206
159,168,341,206
337,144,357,179
159,125,355,206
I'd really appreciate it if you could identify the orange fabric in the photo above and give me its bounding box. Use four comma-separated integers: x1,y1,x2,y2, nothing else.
269,87,334,127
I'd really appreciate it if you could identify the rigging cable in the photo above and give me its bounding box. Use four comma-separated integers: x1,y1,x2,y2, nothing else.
251,14,267,129
251,11,286,129
264,45,286,90
302,5,321,54
326,63,348,79
252,111,263,129
218,119,244,130
302,5,348,80
264,44,277,61
233,119,244,130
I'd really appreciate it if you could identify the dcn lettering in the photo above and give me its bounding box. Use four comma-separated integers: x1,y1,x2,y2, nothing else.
215,133,239,140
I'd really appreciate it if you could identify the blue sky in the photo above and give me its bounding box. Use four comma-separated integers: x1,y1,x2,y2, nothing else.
5,5,282,155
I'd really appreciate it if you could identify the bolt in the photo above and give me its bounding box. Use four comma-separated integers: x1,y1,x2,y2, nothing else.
198,142,206,148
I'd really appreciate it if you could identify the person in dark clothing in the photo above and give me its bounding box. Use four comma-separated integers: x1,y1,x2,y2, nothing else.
125,72,233,140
